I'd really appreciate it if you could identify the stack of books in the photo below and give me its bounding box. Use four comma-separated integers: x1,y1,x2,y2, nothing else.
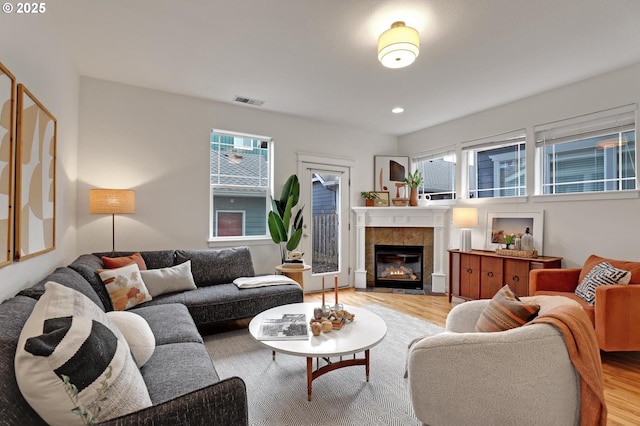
283,259,305,269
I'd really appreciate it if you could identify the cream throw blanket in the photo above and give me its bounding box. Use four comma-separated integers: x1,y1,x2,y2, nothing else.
233,275,299,289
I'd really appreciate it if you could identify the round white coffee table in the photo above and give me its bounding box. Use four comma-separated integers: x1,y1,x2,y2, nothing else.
249,302,387,401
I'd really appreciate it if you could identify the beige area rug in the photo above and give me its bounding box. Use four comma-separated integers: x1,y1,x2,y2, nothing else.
204,304,444,426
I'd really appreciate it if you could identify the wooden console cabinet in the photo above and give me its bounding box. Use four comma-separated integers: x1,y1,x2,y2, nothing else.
448,250,562,302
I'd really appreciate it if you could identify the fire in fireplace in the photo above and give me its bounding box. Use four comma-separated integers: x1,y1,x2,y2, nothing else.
374,245,423,290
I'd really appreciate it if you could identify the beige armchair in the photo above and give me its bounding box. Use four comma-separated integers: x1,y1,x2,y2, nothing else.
407,296,582,426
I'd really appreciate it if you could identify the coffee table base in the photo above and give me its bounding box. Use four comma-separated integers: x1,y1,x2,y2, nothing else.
305,349,370,401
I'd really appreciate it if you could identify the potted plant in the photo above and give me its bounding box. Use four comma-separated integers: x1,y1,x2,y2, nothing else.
268,174,304,264
360,191,379,207
403,169,424,206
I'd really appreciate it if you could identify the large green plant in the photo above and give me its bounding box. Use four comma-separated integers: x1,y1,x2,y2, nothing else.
268,174,304,263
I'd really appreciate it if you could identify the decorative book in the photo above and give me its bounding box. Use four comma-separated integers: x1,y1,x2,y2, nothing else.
257,314,309,340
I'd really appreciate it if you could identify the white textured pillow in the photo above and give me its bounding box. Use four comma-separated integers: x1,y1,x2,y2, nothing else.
139,260,197,297
98,263,152,310
15,282,152,425
575,261,631,306
106,311,155,367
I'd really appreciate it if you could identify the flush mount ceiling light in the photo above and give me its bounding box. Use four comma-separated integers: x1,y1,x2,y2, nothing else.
392,107,404,114
378,21,420,69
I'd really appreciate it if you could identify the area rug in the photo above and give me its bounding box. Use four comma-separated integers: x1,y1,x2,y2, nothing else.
204,304,445,426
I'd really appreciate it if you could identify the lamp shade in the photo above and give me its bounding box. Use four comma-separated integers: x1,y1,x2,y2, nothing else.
377,21,420,69
89,189,135,214
452,207,478,228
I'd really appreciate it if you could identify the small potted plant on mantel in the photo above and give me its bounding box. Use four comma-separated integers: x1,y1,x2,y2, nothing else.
360,191,379,207
403,169,424,206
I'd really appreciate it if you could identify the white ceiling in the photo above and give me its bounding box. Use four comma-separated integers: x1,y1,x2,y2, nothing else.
47,0,640,136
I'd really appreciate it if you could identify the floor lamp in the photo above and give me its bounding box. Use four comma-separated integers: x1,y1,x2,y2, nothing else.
89,189,136,252
452,207,478,253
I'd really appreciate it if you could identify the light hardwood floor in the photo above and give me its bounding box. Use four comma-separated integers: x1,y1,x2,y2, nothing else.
303,288,640,426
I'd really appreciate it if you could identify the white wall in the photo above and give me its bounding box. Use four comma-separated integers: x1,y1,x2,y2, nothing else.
77,77,396,274
399,62,640,269
0,16,79,302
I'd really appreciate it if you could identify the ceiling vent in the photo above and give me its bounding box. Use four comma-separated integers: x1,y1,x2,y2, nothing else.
233,95,265,106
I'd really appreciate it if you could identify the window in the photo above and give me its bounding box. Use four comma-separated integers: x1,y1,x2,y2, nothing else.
412,151,456,200
210,129,272,239
535,105,636,195
462,130,526,199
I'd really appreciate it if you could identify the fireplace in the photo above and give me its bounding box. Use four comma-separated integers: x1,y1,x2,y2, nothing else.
375,245,423,290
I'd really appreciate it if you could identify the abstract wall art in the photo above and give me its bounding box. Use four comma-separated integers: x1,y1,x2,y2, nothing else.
0,62,15,268
15,84,56,260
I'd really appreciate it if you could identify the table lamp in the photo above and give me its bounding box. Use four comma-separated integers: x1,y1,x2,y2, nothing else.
89,189,135,252
452,207,478,252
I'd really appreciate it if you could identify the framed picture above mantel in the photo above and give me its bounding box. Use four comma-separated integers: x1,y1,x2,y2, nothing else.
485,211,543,255
374,155,409,198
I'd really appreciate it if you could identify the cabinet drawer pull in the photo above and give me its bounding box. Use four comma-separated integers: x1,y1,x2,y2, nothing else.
487,271,494,277
513,276,519,282
466,268,472,274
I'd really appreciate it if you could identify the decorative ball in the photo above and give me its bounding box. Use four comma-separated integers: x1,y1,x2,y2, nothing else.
321,320,333,333
311,321,322,336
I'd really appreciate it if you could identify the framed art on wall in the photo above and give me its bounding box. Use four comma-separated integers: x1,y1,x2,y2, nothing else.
15,84,56,261
485,211,544,254
374,155,409,197
0,62,15,268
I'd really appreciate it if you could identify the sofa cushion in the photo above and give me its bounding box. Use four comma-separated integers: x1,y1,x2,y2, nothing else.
175,247,255,287
579,254,640,284
575,261,631,306
95,251,176,270
98,263,152,310
475,285,540,332
106,311,155,367
102,252,147,270
18,267,105,310
129,303,203,346
69,254,114,311
140,342,219,405
179,283,303,326
139,260,197,297
0,296,47,425
15,282,152,425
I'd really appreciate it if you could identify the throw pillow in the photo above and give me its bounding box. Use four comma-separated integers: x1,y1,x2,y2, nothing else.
575,261,631,306
475,285,540,332
98,263,152,310
106,311,155,367
102,252,147,270
139,260,197,297
15,282,152,425
579,254,640,284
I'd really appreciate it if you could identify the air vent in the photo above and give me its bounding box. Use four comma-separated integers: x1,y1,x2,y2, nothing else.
233,95,265,106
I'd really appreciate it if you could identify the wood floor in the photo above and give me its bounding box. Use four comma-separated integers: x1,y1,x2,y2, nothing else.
303,288,640,426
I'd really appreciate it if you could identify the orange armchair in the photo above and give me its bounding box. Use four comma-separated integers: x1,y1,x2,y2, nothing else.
530,254,640,352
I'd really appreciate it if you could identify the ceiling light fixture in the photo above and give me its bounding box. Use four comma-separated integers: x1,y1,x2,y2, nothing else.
392,107,404,114
378,21,420,69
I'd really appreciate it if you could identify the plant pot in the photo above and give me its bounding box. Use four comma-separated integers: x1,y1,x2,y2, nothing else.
409,187,418,206
365,199,375,207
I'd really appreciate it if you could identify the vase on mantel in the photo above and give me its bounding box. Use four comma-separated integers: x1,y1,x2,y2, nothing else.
409,187,418,206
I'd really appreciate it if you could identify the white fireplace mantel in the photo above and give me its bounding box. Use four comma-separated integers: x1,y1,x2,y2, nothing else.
352,206,450,293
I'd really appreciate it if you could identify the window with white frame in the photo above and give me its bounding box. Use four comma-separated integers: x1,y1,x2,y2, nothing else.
210,129,272,239
462,130,526,199
535,105,636,195
412,151,456,200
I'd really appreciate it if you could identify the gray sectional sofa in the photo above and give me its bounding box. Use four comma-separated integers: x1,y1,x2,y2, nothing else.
0,246,303,425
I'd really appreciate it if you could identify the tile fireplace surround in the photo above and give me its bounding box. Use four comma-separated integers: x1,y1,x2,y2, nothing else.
352,206,449,293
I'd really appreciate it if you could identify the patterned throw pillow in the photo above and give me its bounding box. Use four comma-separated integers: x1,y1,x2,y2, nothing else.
98,263,152,310
15,282,152,425
102,252,147,270
575,261,631,306
475,285,540,332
